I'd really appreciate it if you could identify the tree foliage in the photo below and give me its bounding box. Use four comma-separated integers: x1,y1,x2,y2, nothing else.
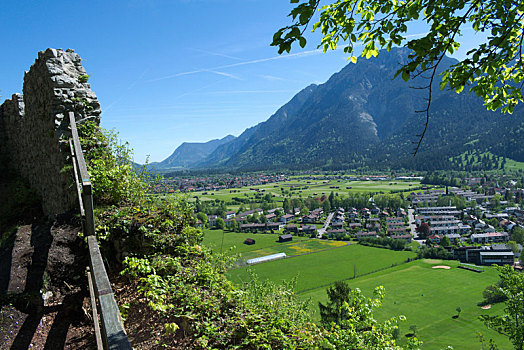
417,222,430,238
78,121,152,206
512,226,524,245
319,281,353,326
322,285,422,349
481,265,524,350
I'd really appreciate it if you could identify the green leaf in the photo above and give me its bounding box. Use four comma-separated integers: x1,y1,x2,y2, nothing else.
402,70,410,82
299,37,307,48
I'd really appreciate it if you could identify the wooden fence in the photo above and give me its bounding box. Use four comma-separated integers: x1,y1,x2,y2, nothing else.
68,112,133,350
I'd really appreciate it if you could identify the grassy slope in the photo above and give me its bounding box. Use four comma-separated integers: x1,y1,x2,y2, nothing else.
227,245,416,293
299,259,511,350
452,150,524,172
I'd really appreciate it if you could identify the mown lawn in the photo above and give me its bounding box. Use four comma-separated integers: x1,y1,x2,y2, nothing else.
240,239,348,261
202,229,347,261
227,244,416,293
202,229,308,256
299,259,511,350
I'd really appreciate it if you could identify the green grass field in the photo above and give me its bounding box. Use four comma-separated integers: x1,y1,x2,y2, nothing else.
299,259,511,350
227,244,512,349
202,229,304,255
241,239,348,261
193,179,421,204
505,157,524,171
227,244,416,293
202,229,347,261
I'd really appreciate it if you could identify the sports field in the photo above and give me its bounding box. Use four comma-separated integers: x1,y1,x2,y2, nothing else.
227,244,416,292
227,244,511,349
202,229,347,261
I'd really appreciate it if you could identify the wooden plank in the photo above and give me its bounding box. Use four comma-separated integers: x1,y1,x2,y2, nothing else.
87,236,113,296
69,112,95,236
87,236,132,349
69,112,91,186
83,184,96,236
99,294,133,350
71,114,132,349
69,139,85,217
87,267,104,350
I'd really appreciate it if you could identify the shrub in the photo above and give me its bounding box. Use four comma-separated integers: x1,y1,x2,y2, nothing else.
78,121,153,206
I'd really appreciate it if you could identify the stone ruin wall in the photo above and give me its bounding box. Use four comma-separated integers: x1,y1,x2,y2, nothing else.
0,48,101,215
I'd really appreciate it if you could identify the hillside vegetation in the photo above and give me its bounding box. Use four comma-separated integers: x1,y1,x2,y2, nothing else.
81,122,424,349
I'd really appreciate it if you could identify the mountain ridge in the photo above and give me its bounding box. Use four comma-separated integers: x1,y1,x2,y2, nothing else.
149,134,236,170
152,48,524,172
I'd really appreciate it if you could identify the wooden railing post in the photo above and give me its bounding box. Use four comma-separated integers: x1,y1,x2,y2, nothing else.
69,112,95,236
68,112,133,349
88,236,132,350
83,183,96,236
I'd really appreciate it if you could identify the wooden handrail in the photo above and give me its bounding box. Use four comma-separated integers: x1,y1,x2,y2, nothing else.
68,112,133,350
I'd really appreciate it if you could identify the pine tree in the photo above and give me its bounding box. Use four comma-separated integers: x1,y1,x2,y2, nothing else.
319,281,352,326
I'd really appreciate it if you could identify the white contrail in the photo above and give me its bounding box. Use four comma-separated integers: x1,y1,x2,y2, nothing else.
147,32,429,83
148,49,323,82
204,70,243,80
105,68,150,112
189,48,246,61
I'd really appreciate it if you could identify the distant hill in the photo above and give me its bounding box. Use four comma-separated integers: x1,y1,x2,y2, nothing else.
158,48,524,171
150,135,236,170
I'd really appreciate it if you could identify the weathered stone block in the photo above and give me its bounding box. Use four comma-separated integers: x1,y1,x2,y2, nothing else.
0,48,102,215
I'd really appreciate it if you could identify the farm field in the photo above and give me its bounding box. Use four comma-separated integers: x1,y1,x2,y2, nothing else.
193,179,423,204
202,229,347,261
299,259,511,350
227,244,416,293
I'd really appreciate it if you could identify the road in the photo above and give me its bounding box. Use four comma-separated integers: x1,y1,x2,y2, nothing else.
408,208,425,245
317,212,334,238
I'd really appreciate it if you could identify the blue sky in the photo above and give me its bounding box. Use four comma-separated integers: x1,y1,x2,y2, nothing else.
0,1,483,163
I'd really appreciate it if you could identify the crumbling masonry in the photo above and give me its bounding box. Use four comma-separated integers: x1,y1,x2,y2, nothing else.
0,48,101,215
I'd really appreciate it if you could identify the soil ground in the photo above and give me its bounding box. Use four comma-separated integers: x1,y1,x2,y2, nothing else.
0,212,96,349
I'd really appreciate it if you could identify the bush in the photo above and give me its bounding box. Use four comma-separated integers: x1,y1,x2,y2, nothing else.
78,121,153,206
416,246,453,260
359,237,408,251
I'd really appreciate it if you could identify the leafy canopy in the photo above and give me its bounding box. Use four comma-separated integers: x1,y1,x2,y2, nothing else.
481,265,524,350
272,0,524,115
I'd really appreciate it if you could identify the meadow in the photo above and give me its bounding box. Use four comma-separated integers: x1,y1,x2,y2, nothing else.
202,229,347,261
226,242,511,349
194,179,422,205
227,244,416,293
298,258,510,349
451,150,524,172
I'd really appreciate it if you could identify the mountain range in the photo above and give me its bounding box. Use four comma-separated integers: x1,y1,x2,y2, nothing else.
150,48,524,172
148,135,236,171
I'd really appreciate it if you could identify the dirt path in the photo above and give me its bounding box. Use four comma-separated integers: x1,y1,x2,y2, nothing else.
0,215,95,349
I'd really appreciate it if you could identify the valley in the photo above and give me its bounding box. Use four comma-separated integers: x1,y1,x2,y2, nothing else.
191,170,523,349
